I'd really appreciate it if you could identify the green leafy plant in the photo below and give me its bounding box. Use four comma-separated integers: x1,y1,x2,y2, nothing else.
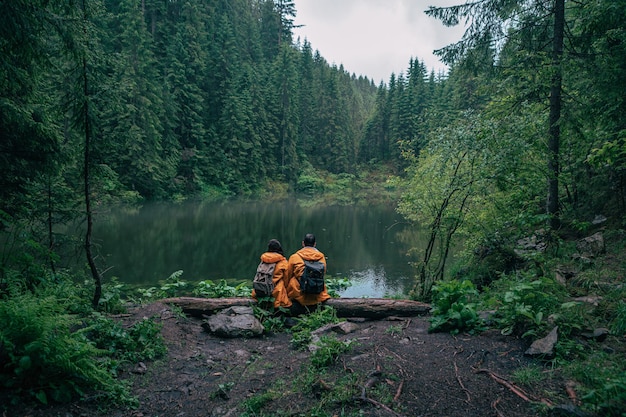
98,277,127,313
565,351,626,416
310,335,353,367
87,314,167,363
290,306,342,350
252,302,290,333
134,270,189,301
385,324,403,336
485,274,564,337
610,301,626,336
428,279,484,334
325,277,352,298
192,279,252,298
0,293,134,406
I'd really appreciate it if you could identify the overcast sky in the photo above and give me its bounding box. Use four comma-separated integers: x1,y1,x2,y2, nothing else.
292,0,467,85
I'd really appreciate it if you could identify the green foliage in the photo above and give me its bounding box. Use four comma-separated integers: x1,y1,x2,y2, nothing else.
241,390,276,414
87,314,167,364
310,336,353,368
510,365,548,386
385,324,403,336
137,270,188,300
192,279,252,298
565,351,626,416
325,277,352,298
97,277,127,314
252,303,291,333
0,292,133,406
611,301,626,336
483,274,566,337
296,171,325,195
290,306,342,350
428,279,484,334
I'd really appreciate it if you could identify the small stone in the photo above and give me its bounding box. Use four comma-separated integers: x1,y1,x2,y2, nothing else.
525,326,559,358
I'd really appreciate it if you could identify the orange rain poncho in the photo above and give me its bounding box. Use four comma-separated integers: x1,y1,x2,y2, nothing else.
286,246,331,306
251,251,292,308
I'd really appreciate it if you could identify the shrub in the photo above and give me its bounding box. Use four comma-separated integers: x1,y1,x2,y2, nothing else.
192,279,251,298
429,279,484,334
482,273,565,337
0,293,132,405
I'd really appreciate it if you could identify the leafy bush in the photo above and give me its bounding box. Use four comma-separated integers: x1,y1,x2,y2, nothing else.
135,270,189,301
192,279,251,298
0,293,132,405
87,314,167,363
429,279,484,334
325,276,352,297
482,273,565,337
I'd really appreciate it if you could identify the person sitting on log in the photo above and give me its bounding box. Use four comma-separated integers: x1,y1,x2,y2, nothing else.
251,239,292,309
286,233,331,315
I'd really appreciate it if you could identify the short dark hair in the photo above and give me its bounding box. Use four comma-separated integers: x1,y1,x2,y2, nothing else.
267,239,283,255
303,233,316,247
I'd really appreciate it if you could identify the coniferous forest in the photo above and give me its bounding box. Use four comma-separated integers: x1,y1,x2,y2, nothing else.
2,0,626,414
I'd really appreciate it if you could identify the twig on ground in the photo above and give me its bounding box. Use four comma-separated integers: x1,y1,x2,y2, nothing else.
354,396,407,417
491,398,505,417
393,379,404,402
454,361,471,403
476,368,553,407
566,380,580,405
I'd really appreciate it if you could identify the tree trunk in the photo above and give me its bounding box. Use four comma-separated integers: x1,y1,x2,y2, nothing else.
80,2,102,309
547,0,565,230
161,297,431,319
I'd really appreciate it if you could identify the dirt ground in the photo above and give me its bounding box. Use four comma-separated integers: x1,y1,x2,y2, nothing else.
5,301,572,417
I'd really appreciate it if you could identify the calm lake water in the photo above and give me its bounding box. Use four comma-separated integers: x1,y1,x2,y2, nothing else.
89,200,423,297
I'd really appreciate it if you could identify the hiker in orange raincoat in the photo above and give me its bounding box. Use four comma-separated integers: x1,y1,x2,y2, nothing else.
251,239,292,309
286,233,331,313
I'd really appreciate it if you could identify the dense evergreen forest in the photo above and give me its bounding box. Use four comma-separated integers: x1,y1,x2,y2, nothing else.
2,0,626,289
2,0,626,413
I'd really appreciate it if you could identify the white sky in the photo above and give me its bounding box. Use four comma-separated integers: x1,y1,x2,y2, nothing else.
292,0,467,85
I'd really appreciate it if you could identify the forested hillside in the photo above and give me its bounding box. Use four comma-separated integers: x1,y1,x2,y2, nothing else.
1,0,433,209
2,1,626,414
3,0,626,294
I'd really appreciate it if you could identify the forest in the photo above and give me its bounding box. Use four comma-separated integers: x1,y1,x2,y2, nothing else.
1,0,626,415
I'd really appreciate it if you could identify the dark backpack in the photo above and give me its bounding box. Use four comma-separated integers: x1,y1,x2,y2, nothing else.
298,255,325,294
252,261,276,297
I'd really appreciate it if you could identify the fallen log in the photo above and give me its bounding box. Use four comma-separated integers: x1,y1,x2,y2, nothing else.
161,297,431,319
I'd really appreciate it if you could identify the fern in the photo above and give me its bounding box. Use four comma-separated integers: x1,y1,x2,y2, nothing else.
0,292,133,405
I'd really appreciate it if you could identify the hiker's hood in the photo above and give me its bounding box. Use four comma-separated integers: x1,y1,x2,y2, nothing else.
296,247,324,262
261,252,286,263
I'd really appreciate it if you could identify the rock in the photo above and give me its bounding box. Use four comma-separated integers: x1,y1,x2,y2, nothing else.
591,214,607,225
572,295,602,306
548,403,592,417
132,361,148,374
580,327,609,342
202,306,264,338
525,326,558,358
515,230,548,256
311,321,359,336
576,232,605,258
555,266,576,285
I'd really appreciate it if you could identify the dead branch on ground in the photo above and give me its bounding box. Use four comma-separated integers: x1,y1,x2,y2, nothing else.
454,361,471,403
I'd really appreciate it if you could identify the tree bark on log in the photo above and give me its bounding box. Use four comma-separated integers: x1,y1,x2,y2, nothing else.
161,297,431,319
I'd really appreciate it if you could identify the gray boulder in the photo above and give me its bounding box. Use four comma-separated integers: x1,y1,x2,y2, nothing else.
203,306,264,338
525,326,559,358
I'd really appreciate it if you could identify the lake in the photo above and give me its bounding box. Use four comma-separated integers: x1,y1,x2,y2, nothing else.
89,200,423,297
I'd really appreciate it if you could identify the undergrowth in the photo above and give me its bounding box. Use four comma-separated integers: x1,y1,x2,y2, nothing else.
428,229,626,416
0,275,167,409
